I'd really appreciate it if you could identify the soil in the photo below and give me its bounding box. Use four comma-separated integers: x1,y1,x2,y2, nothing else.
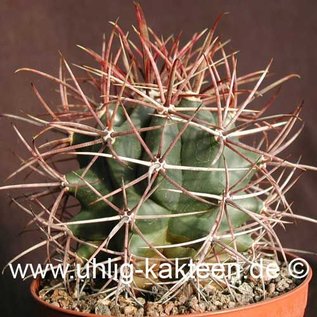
38,264,302,316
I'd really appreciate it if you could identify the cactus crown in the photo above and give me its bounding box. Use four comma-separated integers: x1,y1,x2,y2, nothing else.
2,3,316,305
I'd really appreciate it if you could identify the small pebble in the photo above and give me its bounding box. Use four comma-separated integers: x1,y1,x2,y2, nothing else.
268,283,275,294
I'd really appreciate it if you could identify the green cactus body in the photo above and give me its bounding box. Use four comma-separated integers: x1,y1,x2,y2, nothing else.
66,97,262,269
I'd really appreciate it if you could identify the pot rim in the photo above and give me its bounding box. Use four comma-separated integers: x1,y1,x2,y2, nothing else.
30,257,312,317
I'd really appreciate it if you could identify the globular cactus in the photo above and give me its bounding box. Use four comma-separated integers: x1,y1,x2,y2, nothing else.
3,3,316,303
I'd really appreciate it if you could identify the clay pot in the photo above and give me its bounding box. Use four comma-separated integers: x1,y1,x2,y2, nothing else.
30,264,312,317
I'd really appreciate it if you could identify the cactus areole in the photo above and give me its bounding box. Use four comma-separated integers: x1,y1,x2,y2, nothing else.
3,3,316,316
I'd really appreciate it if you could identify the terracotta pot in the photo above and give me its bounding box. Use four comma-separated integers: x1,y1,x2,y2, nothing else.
30,264,312,317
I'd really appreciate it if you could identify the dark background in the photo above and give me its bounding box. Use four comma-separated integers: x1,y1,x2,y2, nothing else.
1,0,317,316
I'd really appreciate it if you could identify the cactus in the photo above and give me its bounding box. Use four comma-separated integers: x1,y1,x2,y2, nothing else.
2,2,316,308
